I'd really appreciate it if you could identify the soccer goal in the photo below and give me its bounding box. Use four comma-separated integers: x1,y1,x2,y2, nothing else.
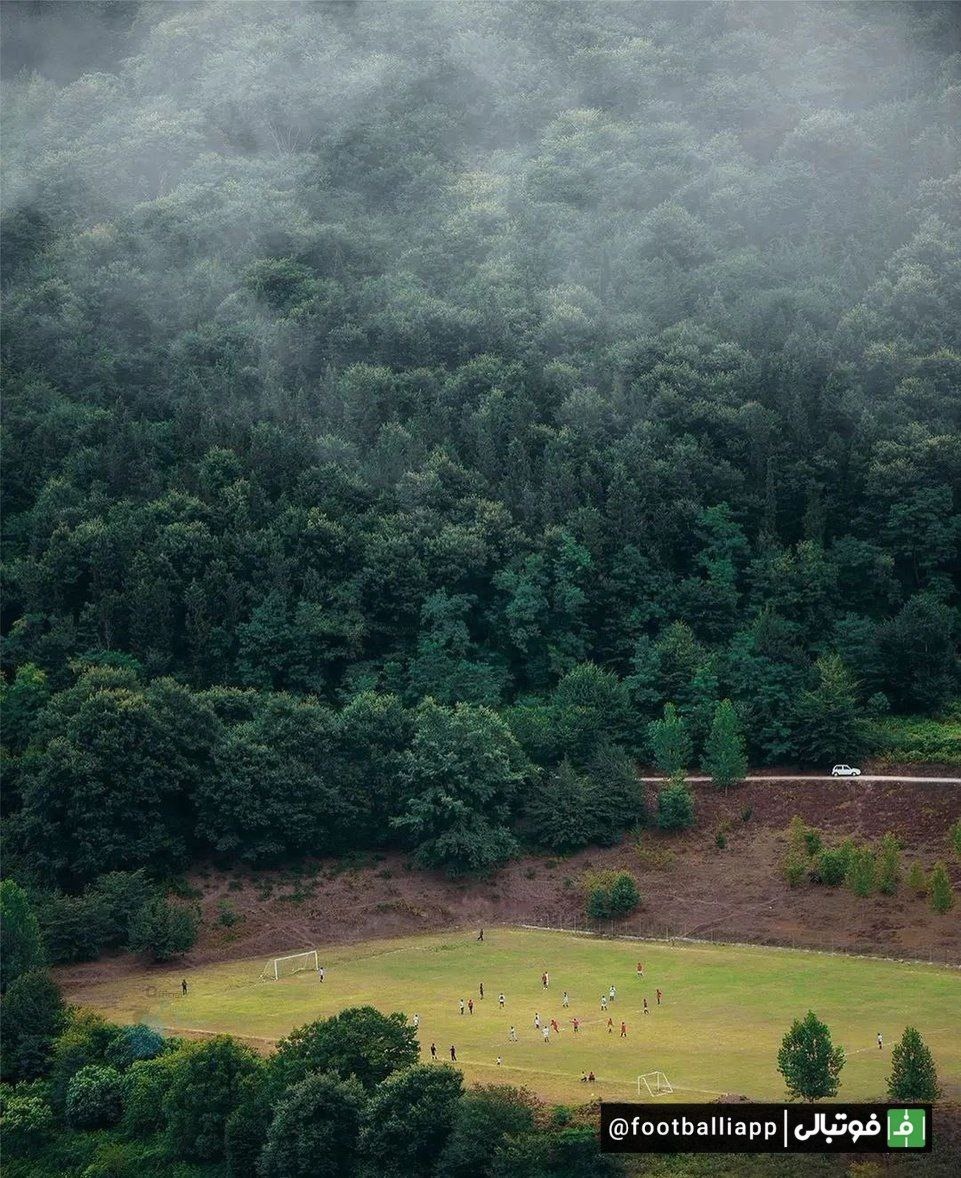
260,949,319,981
637,1071,674,1097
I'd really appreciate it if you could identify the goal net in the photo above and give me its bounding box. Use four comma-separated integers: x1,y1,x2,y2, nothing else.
637,1071,674,1097
261,950,319,981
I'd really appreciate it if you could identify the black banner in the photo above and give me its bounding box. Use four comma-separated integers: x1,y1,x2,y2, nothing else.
599,1103,932,1153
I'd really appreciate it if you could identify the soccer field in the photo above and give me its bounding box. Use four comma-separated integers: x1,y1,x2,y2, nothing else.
66,929,961,1105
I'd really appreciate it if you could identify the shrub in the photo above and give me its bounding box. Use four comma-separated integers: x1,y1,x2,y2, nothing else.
951,818,961,859
907,862,927,897
65,1063,124,1129
715,831,727,850
867,714,961,765
217,899,242,928
803,829,823,857
782,817,820,886
877,833,901,895
583,870,640,919
608,872,640,916
0,1092,54,1154
846,846,877,897
783,854,808,888
586,886,612,919
656,779,695,832
929,862,955,914
812,842,854,886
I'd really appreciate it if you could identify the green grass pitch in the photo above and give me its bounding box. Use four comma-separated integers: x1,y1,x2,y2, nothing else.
67,929,960,1104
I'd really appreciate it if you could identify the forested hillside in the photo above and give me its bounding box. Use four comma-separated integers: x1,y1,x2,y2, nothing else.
3,2,960,888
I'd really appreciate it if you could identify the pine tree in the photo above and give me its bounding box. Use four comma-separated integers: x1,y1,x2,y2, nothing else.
929,861,955,914
777,1011,845,1101
793,654,866,765
701,699,748,790
608,872,640,917
887,1027,941,1102
656,776,695,832
648,703,692,775
876,833,901,895
846,845,876,898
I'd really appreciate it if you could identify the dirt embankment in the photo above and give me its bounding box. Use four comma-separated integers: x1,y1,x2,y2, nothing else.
55,777,961,990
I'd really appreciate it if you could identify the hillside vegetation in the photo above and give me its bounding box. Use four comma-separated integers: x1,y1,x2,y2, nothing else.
3,3,960,890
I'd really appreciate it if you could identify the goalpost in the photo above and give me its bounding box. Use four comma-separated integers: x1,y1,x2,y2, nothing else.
260,949,319,981
637,1071,674,1097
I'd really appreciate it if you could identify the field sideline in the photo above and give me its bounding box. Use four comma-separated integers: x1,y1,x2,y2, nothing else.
64,929,961,1104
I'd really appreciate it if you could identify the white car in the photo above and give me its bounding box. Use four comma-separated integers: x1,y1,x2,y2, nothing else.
831,764,861,777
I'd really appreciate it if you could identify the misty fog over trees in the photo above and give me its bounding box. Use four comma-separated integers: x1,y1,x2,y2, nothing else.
2,2,960,886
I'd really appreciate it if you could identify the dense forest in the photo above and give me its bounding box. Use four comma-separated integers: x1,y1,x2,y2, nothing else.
3,1,961,895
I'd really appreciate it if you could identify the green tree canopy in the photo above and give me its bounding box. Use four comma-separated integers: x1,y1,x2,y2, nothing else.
777,1011,845,1102
271,1008,418,1093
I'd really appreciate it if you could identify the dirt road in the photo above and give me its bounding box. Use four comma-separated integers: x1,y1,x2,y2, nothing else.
641,774,961,784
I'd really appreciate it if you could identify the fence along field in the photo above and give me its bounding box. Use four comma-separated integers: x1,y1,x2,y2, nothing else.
63,928,961,1105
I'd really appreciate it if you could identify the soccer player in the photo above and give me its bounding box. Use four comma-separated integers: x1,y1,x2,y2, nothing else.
496,1056,502,1067
545,971,550,987
600,994,608,1012
541,971,547,988
534,1013,541,1029
413,1013,420,1029
572,1017,580,1033
643,997,649,1014
498,992,505,1008
509,1025,518,1042
450,1045,457,1061
550,1018,559,1034
181,979,188,996
588,1070,596,1083
877,1032,883,1050
562,990,569,1007
430,1042,437,1060
477,929,484,941
468,998,474,1015
609,984,616,1002
580,1071,588,1083
656,988,662,1006
479,982,484,999
607,1017,614,1034
318,966,325,982
459,998,465,1015
620,1021,627,1038
636,961,643,978
542,1026,550,1043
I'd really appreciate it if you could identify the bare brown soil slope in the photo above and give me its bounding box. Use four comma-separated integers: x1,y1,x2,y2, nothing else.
55,777,960,991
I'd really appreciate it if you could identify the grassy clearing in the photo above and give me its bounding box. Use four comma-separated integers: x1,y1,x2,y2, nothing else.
65,929,960,1105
